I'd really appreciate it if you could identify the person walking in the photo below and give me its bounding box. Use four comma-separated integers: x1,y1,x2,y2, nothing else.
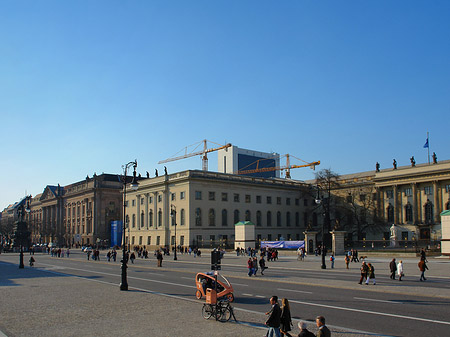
344,254,350,269
280,298,293,337
389,258,397,280
297,321,315,337
265,296,282,337
259,256,268,275
247,257,254,277
365,263,376,285
397,260,404,281
156,250,163,267
418,257,428,281
316,315,331,337
358,261,368,284
330,254,335,269
253,257,259,276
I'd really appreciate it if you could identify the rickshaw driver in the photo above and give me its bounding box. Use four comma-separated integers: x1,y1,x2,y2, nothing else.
202,276,213,294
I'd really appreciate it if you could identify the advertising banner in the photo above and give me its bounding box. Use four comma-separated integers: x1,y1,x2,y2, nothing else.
110,221,123,247
260,240,304,249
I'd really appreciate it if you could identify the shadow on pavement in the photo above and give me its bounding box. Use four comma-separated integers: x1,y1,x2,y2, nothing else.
0,261,69,287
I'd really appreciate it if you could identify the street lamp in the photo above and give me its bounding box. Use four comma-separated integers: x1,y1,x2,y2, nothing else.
315,187,328,269
170,205,177,260
16,196,31,269
120,160,139,291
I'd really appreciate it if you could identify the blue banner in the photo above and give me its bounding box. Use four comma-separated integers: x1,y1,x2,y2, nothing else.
261,241,304,249
110,221,123,247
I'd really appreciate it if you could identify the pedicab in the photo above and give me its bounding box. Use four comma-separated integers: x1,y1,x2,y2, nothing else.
195,271,234,302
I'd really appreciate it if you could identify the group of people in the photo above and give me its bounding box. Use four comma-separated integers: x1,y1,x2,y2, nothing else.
358,261,376,285
50,247,70,258
247,256,268,276
265,296,330,337
389,248,429,282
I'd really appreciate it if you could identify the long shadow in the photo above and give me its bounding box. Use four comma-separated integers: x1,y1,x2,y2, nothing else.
0,261,70,287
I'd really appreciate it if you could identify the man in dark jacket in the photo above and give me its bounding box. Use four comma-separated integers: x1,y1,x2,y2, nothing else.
297,321,315,337
265,296,281,337
316,316,331,337
389,258,397,280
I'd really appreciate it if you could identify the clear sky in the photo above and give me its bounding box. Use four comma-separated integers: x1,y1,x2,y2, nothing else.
1,1,449,210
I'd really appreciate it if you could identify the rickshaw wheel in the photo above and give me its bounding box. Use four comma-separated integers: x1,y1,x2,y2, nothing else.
196,290,202,300
226,293,234,302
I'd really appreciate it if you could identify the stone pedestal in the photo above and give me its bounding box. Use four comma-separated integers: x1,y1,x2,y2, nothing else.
234,221,256,250
441,210,450,256
331,231,346,255
303,231,318,255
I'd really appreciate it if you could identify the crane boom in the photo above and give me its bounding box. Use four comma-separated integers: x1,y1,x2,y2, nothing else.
238,156,320,178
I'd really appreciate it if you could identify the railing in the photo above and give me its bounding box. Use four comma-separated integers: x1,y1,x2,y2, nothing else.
345,239,441,253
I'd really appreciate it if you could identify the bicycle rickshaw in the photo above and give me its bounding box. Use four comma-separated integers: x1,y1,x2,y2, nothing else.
195,272,234,302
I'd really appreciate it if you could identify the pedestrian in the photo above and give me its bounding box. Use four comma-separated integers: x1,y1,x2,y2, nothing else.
397,260,404,281
389,258,397,280
157,250,163,267
420,248,427,262
358,261,368,284
87,250,91,260
344,254,350,269
29,256,35,267
365,263,376,285
316,315,331,337
265,296,282,337
253,257,259,276
418,257,428,281
247,258,254,277
297,321,315,337
107,251,111,262
280,298,293,337
130,252,135,264
330,254,335,269
66,248,70,258
112,250,117,262
259,256,268,275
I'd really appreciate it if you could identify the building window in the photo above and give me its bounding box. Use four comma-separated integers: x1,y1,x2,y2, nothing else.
180,191,185,200
295,198,299,206
405,203,413,222
286,212,291,227
222,193,228,201
147,236,151,245
149,196,153,204
267,196,272,204
267,211,272,227
209,235,215,246
268,234,272,241
149,210,153,226
286,198,291,206
404,188,412,197
171,236,175,245
180,209,185,226
209,192,215,201
141,198,144,205
156,236,160,246
132,236,135,245
387,204,394,223
132,214,136,228
234,193,240,202
401,231,408,241
132,200,136,207
425,201,433,224
171,210,176,226
195,208,202,226
245,210,251,221
171,193,176,201
125,215,130,228
209,209,215,226
256,196,261,204
141,212,144,227
139,236,143,245
386,190,394,199
295,212,300,227
158,210,162,227
424,186,433,195
346,195,353,203
180,235,184,246
359,194,366,202
245,195,251,203
277,211,281,227
234,210,240,224
277,197,281,205
222,209,228,226
256,211,262,227
195,191,202,200
303,199,308,206
446,185,450,193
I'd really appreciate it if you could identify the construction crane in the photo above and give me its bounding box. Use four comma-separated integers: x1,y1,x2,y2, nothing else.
237,154,320,179
158,139,232,171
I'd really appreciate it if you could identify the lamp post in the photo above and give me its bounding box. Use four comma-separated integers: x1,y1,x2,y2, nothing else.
170,205,177,260
315,187,328,269
120,160,139,291
16,196,31,269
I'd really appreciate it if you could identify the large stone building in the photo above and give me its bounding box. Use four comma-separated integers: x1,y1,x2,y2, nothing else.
313,159,450,246
124,170,313,250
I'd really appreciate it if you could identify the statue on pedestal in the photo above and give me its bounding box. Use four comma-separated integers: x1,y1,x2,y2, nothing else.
390,224,398,247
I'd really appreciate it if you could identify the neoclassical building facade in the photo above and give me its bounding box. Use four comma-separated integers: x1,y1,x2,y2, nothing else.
124,170,313,250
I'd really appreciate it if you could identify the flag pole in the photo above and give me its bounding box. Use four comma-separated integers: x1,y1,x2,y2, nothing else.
427,131,430,164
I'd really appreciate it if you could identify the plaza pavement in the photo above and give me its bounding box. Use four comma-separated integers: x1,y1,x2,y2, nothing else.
1,251,449,337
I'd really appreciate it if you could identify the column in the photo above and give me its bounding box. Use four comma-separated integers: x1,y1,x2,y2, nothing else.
153,192,158,229
394,185,398,223
136,195,141,229
412,183,417,224
145,194,149,230
303,231,317,254
331,231,346,255
434,181,440,223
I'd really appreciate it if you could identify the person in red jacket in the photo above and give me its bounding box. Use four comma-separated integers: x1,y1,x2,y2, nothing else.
418,257,429,281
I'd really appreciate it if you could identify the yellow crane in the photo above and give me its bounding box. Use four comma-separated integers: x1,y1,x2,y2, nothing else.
237,154,320,179
158,139,232,171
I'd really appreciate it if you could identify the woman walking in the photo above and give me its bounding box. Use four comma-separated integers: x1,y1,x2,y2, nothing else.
397,260,404,281
280,298,293,337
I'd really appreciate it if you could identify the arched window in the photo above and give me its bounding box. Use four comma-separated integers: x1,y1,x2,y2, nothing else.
425,201,433,224
245,210,251,221
256,211,262,227
180,209,185,226
286,212,291,227
132,214,136,228
277,211,281,227
125,214,130,228
405,203,413,222
158,209,162,227
149,210,153,226
295,212,299,227
234,210,240,224
141,211,145,227
387,204,394,223
209,209,215,226
267,211,272,227
222,209,228,226
171,210,176,226
195,208,202,226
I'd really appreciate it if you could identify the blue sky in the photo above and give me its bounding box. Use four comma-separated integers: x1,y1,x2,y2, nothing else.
1,1,449,210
